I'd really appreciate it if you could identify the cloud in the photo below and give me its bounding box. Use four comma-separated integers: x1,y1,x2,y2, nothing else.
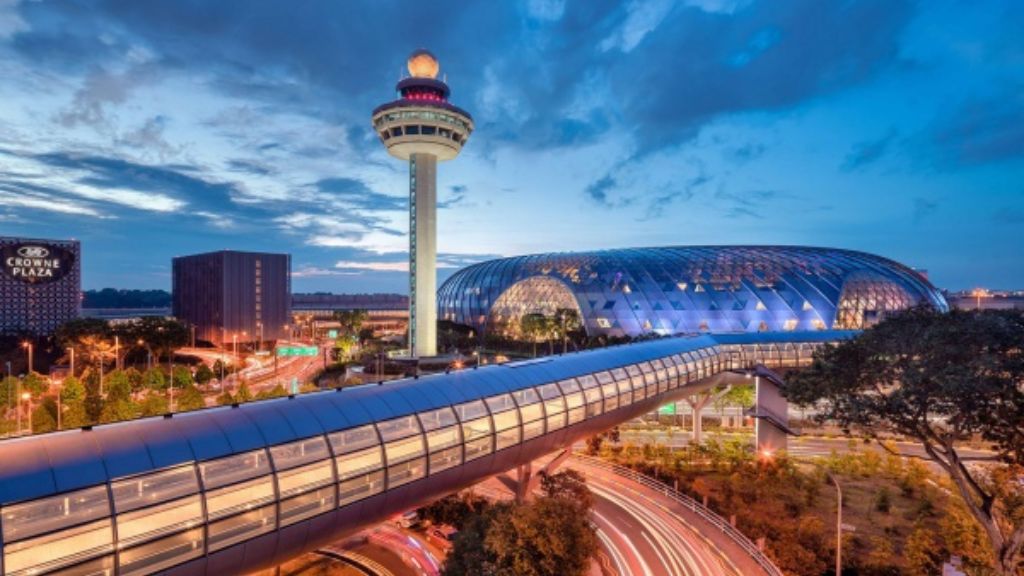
335,260,408,272
315,177,405,212
0,0,27,39
931,86,1024,165
600,0,676,53
584,174,616,205
842,129,897,171
116,116,182,160
992,207,1024,225
729,142,765,162
913,197,938,221
525,0,566,22
438,184,468,209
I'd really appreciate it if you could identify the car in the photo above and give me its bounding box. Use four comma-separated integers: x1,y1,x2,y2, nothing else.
394,510,419,529
426,525,458,551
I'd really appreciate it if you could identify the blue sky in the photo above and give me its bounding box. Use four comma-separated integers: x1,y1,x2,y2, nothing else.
0,0,1021,292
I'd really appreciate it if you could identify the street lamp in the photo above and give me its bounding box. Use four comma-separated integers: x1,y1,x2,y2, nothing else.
138,340,152,371
21,341,33,374
67,347,75,378
762,451,843,576
53,376,62,431
19,391,30,435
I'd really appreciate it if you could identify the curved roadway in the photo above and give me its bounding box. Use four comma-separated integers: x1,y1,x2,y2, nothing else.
569,457,758,576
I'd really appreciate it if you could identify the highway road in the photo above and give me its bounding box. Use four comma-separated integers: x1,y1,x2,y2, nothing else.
568,457,756,576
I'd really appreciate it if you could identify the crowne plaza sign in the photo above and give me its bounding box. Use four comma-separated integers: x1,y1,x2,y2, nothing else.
1,243,76,284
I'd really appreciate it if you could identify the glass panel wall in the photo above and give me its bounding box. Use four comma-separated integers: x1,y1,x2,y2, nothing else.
486,394,520,450
420,407,462,474
513,388,545,440
329,425,385,506
377,416,426,488
118,526,203,576
455,400,493,461
623,365,646,402
537,383,566,431
578,374,604,418
595,371,618,411
557,379,585,425
2,517,113,576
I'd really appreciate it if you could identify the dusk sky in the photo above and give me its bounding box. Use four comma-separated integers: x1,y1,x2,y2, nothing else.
0,0,1021,293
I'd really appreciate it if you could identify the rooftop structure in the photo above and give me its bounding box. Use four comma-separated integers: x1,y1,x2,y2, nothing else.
372,50,474,358
438,245,947,338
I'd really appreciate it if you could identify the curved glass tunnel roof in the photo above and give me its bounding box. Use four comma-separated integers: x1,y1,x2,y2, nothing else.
437,245,947,338
0,331,854,576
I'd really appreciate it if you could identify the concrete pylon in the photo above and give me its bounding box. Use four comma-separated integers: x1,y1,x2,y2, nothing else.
685,386,732,446
749,366,798,455
496,449,570,502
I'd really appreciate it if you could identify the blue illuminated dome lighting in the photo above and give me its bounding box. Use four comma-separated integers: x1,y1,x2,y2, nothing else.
438,246,948,338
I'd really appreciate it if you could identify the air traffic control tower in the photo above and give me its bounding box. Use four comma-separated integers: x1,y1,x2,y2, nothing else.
373,50,473,358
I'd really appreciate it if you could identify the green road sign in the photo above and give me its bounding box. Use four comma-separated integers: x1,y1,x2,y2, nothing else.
277,346,319,357
657,402,677,416
328,330,338,339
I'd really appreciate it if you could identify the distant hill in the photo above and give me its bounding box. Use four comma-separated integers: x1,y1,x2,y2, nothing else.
82,289,171,309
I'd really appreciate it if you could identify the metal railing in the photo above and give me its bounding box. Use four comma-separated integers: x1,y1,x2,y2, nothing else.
571,454,785,576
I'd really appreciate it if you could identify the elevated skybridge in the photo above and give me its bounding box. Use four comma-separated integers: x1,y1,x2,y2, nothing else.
0,331,854,576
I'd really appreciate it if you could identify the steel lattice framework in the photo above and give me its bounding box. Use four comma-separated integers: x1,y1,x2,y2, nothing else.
437,246,947,337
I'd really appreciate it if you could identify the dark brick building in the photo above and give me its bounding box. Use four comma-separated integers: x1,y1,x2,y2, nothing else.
172,250,290,347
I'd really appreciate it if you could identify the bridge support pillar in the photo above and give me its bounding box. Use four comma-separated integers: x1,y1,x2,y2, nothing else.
497,449,570,502
751,367,794,455
685,386,732,446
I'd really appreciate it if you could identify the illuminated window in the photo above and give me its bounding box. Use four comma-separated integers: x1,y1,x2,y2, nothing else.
783,319,798,331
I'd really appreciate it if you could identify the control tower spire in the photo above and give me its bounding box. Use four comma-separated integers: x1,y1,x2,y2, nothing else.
372,50,474,358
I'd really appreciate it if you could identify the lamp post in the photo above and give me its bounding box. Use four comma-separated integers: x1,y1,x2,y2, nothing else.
763,450,842,576
53,376,62,431
19,391,30,435
114,335,120,372
21,341,33,375
827,469,843,576
67,347,75,378
257,322,264,353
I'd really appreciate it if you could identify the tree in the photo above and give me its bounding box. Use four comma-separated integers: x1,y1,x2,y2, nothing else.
22,372,49,396
124,367,144,393
143,367,166,391
485,497,597,576
138,392,168,417
785,307,1024,575
60,376,88,428
256,384,287,400
553,308,582,354
194,364,214,386
171,366,193,389
105,370,131,401
175,385,205,412
539,470,593,512
99,397,135,424
420,492,490,529
0,375,16,408
235,382,254,403
215,390,235,406
333,309,368,339
31,397,57,434
520,314,549,357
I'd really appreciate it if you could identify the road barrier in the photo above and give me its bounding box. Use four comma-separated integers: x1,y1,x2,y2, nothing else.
571,454,785,576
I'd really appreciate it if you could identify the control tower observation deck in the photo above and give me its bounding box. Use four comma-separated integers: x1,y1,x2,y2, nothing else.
372,50,474,358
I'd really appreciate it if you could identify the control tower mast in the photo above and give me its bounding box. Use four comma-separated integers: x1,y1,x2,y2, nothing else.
372,50,474,358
